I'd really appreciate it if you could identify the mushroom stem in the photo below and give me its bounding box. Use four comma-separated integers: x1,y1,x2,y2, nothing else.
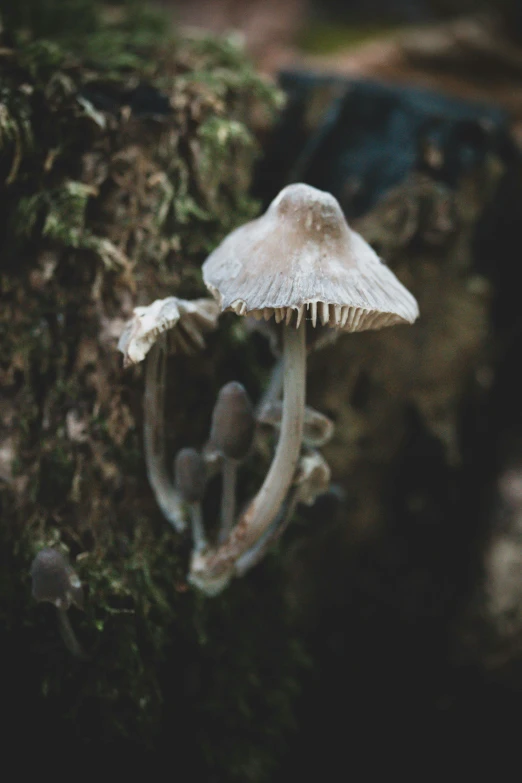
144,339,186,531
235,484,300,576
189,319,306,593
218,458,237,544
244,320,306,536
189,501,207,553
56,608,88,660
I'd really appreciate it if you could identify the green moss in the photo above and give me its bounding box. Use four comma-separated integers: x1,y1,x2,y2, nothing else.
0,1,303,775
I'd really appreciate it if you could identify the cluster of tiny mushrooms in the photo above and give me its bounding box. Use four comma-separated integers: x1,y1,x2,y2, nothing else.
31,183,419,650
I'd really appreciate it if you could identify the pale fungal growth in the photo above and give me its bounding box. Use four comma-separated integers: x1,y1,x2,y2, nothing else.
174,448,208,553
30,548,84,609
208,382,255,543
30,548,87,660
118,296,220,366
257,401,335,449
203,182,418,330
144,338,186,530
189,182,419,595
118,296,219,532
292,449,332,507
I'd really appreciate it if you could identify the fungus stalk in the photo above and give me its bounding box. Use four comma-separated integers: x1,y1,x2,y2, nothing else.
236,449,331,576
144,338,186,531
243,319,306,541
208,381,255,546
190,318,306,592
174,447,208,552
189,501,207,553
235,481,299,577
219,458,238,544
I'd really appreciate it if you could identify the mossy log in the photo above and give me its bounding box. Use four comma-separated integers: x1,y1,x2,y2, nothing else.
0,5,307,778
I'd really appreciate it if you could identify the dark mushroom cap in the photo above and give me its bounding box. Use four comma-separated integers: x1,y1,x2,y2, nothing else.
175,448,207,503
30,548,84,610
209,382,255,461
203,183,419,331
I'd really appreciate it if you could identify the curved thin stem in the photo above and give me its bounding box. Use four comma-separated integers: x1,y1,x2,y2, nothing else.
189,501,207,553
56,608,88,660
218,459,237,544
143,339,186,531
235,484,300,576
189,320,306,593
238,321,305,541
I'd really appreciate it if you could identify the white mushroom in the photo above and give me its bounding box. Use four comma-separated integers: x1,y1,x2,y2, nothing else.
118,296,219,366
118,296,219,532
207,382,255,544
190,183,419,595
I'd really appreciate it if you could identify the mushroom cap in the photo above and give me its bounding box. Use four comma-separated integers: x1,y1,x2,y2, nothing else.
30,548,84,611
209,381,255,461
203,183,419,331
117,296,220,366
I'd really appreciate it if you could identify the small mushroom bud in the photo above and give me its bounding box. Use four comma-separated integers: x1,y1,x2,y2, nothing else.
209,381,255,461
209,382,255,544
293,450,331,506
30,548,87,660
30,548,84,611
174,448,207,553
